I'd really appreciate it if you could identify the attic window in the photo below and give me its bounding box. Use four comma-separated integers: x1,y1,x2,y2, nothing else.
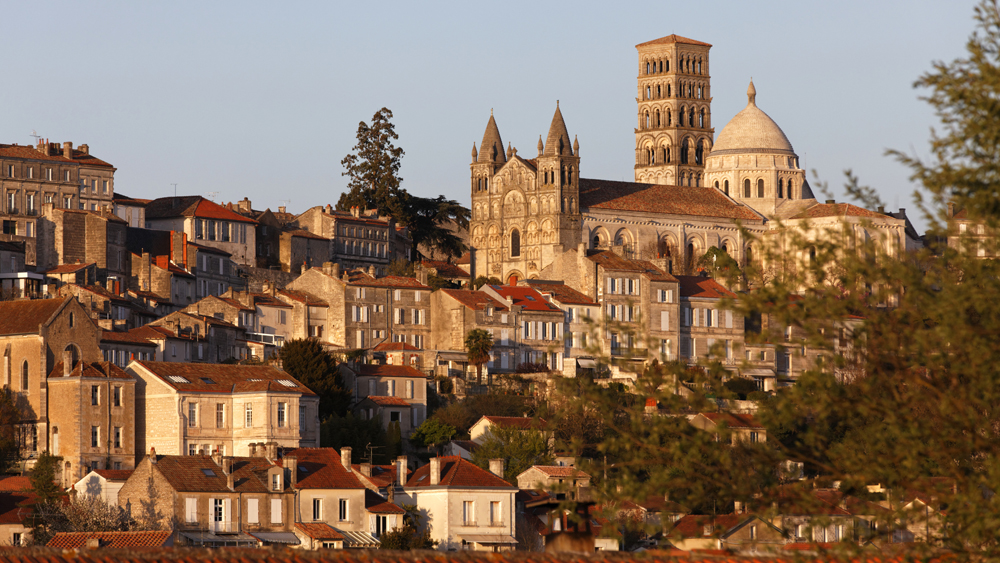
168,376,190,384
248,378,263,382
200,378,217,385
202,469,216,477
277,379,297,387
525,296,535,301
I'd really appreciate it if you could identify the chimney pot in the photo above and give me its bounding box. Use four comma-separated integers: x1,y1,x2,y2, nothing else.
397,455,408,486
360,462,371,477
489,459,504,479
63,141,73,159
149,447,157,463
341,447,352,471
278,205,286,214
227,472,234,491
430,457,441,486
265,441,277,460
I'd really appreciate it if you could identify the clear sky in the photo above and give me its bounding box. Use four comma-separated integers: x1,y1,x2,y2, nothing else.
0,1,978,233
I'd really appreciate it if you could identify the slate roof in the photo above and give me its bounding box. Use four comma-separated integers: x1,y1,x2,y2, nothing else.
579,178,762,221
439,289,510,312
365,489,404,514
523,281,596,306
637,34,712,47
133,361,316,395
676,275,738,299
0,298,66,335
48,361,132,380
405,456,514,489
154,455,273,493
145,196,257,223
421,260,470,279
486,286,561,312
295,522,344,540
353,364,426,379
47,531,173,549
281,448,365,490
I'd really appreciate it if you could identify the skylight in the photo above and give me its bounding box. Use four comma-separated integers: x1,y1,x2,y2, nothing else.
168,376,190,384
525,296,535,301
248,378,263,382
277,379,297,387
200,378,217,385
202,469,216,477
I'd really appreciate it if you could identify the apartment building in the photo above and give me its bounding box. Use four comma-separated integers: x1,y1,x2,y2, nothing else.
428,289,513,378
144,196,257,267
677,275,743,365
293,205,394,276
481,285,566,372
522,281,599,377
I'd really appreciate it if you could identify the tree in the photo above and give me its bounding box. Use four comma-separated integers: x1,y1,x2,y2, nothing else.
409,419,456,454
405,195,470,261
320,413,389,463
0,387,22,472
378,504,437,550
337,108,407,220
27,451,64,545
472,424,553,483
280,339,351,418
386,421,402,460
464,329,494,386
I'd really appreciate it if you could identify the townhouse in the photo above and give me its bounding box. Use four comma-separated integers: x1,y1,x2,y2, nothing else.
37,206,128,285
481,285,566,372
522,280,599,377
428,289,513,379
293,205,394,276
339,364,428,436
149,311,249,363
677,274,743,366
144,196,257,268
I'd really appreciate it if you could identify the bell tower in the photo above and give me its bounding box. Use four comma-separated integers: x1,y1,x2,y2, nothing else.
634,34,714,188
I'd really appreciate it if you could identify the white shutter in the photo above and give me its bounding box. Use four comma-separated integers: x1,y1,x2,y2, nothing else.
247,498,259,523
271,498,283,524
186,498,197,523
661,311,669,330
668,289,674,303
617,278,624,294
726,310,733,328
634,279,640,295
693,308,699,327
223,498,232,525
605,277,612,294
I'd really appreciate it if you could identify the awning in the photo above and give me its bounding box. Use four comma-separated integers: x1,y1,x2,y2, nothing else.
338,529,381,548
741,368,776,377
576,358,597,369
437,351,468,362
179,531,259,546
249,532,300,545
460,534,518,544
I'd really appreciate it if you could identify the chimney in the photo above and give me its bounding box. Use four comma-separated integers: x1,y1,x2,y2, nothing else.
360,463,372,477
212,449,222,467
149,447,157,463
62,350,72,376
331,263,341,279
63,142,73,159
341,447,352,471
278,205,286,214
947,202,955,218
239,197,252,213
322,261,334,276
325,204,332,214
397,455,408,486
489,459,504,479
430,457,441,486
85,538,100,549
265,442,277,460
227,471,234,491
368,265,376,277
285,455,298,488
826,199,836,204
223,458,233,475
79,144,89,155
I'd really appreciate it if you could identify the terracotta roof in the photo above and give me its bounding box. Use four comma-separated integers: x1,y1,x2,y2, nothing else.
373,341,420,352
145,196,256,223
480,416,548,431
405,456,515,489
579,178,762,221
249,293,293,309
128,289,172,303
587,252,678,282
351,464,403,488
421,260,470,279
455,252,471,265
278,289,328,307
0,143,113,167
295,522,344,540
187,241,233,256
0,491,34,525
48,361,132,380
201,295,254,312
281,448,366,490
439,289,510,312
793,202,892,220
92,469,134,481
636,34,712,48
668,513,746,538
363,396,411,407
676,275,737,299
65,283,132,304
133,361,316,395
696,412,763,429
327,268,430,290
523,281,596,306
353,364,427,379
0,476,30,492
0,298,66,335
525,466,591,479
284,229,330,241
154,455,273,493
365,489,404,514
100,328,158,346
44,262,95,274
47,531,173,549
486,286,561,312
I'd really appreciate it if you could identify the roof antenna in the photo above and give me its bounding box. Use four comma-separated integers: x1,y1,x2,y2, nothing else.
30,130,41,144
207,191,219,202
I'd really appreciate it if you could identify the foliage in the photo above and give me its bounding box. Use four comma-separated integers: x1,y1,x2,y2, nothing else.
472,275,503,290
464,329,494,385
409,419,456,453
722,377,759,400
320,414,390,464
0,388,21,471
696,246,743,286
387,259,415,277
279,339,351,418
27,451,64,545
378,504,437,550
30,494,162,545
426,274,458,291
386,421,402,460
515,362,549,374
405,195,470,261
472,424,553,482
429,393,535,437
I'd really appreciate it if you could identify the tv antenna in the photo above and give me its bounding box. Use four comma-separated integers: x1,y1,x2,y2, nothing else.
280,199,291,208
207,191,219,202
30,130,41,144
365,442,384,464
171,183,178,198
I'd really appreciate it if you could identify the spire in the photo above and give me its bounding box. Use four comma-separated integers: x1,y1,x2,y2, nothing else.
506,142,513,160
573,135,579,156
747,79,756,106
471,143,478,162
537,136,544,156
478,113,506,164
543,102,572,157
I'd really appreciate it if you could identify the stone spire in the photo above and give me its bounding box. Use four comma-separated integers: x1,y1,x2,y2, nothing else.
747,79,756,106
471,143,478,162
543,101,572,156
506,142,513,160
478,112,506,164
573,135,579,156
537,136,544,156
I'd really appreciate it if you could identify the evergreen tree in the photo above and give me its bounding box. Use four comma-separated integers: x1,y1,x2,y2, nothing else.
280,339,351,418
472,425,552,483
337,108,407,220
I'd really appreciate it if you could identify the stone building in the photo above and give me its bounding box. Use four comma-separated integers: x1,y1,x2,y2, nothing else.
339,364,428,434
149,311,249,363
481,285,566,372
58,284,143,332
677,275,744,366
521,281,598,377
36,206,128,285
0,139,116,265
111,192,147,229
127,361,320,458
293,205,394,276
279,229,331,274
144,196,257,267
428,289,513,381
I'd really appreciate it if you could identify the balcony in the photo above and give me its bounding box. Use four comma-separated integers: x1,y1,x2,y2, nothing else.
246,332,285,346
209,520,238,534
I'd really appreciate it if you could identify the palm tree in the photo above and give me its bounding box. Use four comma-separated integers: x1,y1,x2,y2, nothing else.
464,329,494,386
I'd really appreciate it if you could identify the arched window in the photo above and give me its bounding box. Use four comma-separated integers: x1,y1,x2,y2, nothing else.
787,180,794,199
777,178,784,198
592,235,600,249
680,142,689,164
655,110,660,127
667,110,672,126
724,180,730,196
657,85,661,98
21,360,28,392
689,108,695,127
744,179,751,198
757,179,765,198
666,60,670,72
645,112,650,129
510,229,521,257
659,60,663,72
646,86,651,100
695,143,704,165
746,245,753,264
721,242,728,254
699,109,705,128
809,246,817,262
714,181,719,190
698,60,702,74
646,62,650,74
679,106,685,126
665,147,671,163
667,84,671,97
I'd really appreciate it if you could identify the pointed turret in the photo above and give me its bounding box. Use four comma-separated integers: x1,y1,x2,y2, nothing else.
506,142,513,160
747,79,756,106
543,101,572,156
573,135,579,156
471,143,478,163
537,136,544,156
478,111,506,164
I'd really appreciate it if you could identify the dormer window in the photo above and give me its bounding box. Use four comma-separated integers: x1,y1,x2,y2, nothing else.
487,307,494,317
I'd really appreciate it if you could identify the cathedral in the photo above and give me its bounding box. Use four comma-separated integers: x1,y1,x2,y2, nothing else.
469,34,911,288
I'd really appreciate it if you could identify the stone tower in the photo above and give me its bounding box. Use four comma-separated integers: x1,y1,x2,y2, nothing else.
634,34,714,188
469,105,581,285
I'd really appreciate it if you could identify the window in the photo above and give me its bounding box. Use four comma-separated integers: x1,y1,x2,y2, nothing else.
114,426,122,448
247,498,259,523
339,499,348,521
277,402,286,427
21,361,28,392
389,411,401,423
757,179,764,198
375,514,388,537
280,310,286,324
245,403,253,427
490,501,502,525
189,444,197,456
312,498,323,521
271,498,283,524
91,385,99,406
186,498,198,523
216,404,225,428
749,525,757,540
299,405,306,428
744,178,751,198
188,403,198,427
12,533,22,546
91,426,99,448
272,473,281,491
113,386,121,407
463,501,475,525
405,380,414,399
510,229,520,257
750,431,759,443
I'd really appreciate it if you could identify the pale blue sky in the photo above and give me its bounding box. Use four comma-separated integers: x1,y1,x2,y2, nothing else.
0,1,977,232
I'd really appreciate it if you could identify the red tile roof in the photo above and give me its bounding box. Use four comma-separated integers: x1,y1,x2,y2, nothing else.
586,251,678,282
295,522,344,540
439,289,510,312
637,34,713,48
100,328,158,347
580,179,762,221
421,260,471,279
526,466,591,478
281,448,366,490
145,196,257,223
152,455,274,493
47,531,173,549
44,262,95,274
455,252,471,265
373,341,420,352
0,491,35,525
278,289,328,306
793,202,890,219
696,412,763,429
64,283,132,304
351,464,404,488
365,489,405,514
353,364,427,379
330,268,430,290
0,298,67,335
523,282,596,306
133,361,316,395
0,143,113,167
486,286,561,312
363,396,411,407
92,469,134,481
668,513,745,538
48,361,132,380
676,275,737,299
405,456,514,489
249,293,293,309
0,476,30,492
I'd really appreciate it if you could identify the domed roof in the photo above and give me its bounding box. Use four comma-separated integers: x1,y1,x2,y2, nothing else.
711,80,795,155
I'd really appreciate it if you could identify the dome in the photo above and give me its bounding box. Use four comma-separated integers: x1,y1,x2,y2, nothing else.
710,80,795,155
